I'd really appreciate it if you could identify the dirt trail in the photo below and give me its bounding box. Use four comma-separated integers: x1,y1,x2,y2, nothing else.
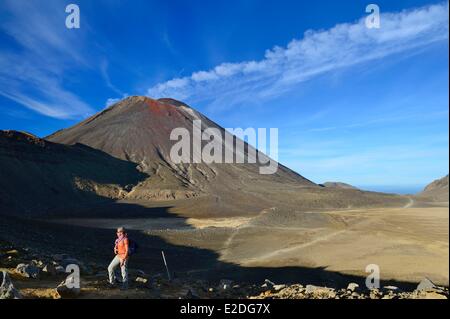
238,205,449,286
219,207,276,260
403,196,415,208
244,229,348,263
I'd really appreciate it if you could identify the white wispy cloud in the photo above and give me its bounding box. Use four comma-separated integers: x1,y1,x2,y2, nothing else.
0,0,93,119
147,2,449,109
101,59,129,108
100,59,126,97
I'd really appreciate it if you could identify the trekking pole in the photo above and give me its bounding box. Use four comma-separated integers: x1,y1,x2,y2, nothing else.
161,251,171,281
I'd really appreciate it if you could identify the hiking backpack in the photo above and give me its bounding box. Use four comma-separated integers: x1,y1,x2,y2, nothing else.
128,239,138,256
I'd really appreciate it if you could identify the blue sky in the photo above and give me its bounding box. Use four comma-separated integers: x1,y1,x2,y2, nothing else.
0,0,448,192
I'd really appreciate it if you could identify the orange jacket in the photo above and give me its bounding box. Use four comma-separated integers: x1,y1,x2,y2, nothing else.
115,237,129,260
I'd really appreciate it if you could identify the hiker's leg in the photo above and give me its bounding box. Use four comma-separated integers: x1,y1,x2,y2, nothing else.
107,256,120,284
120,258,128,288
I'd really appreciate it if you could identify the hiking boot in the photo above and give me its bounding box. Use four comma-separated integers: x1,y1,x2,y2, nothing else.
106,281,116,289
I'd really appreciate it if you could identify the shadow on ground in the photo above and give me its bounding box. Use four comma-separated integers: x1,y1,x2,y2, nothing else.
0,200,420,291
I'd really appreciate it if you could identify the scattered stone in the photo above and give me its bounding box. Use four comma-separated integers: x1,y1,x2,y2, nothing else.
383,285,399,291
305,285,325,294
5,249,19,256
415,291,448,299
4,242,448,300
55,274,80,298
136,276,148,284
16,263,40,279
273,284,287,291
42,263,57,276
305,285,336,298
0,271,22,299
347,282,359,292
369,288,383,299
31,259,45,268
218,279,233,290
416,278,438,292
262,279,276,289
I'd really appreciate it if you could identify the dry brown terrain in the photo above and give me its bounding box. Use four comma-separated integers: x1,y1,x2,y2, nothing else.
2,198,448,299
47,198,448,287
240,204,449,285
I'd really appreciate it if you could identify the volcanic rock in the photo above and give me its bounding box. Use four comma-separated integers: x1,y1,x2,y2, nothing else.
16,263,40,279
0,271,22,299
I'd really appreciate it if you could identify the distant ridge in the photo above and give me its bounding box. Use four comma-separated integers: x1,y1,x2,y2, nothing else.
321,182,358,190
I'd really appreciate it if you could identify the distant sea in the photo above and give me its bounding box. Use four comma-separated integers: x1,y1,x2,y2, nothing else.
356,185,424,195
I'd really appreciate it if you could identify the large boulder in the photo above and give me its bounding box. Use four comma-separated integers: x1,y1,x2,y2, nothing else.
31,259,45,268
305,285,336,298
261,279,275,289
55,274,81,298
273,284,287,292
15,263,40,279
415,278,448,299
347,283,360,292
416,278,438,292
0,271,22,299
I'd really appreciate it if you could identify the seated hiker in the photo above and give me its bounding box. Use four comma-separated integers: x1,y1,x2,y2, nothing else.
108,227,129,289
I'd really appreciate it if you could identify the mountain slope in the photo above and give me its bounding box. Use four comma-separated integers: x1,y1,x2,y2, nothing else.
321,182,358,190
418,175,449,202
46,96,315,213
0,130,147,216
44,96,406,216
0,96,407,218
47,97,311,191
